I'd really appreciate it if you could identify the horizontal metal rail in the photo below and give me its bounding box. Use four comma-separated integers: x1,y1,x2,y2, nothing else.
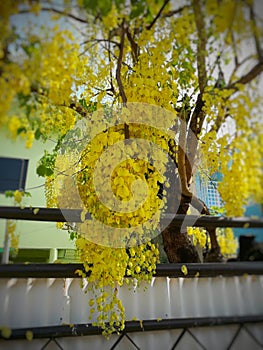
1,315,262,340
1,206,263,228
0,262,262,278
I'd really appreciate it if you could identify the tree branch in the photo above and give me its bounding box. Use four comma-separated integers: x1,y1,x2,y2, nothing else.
211,59,263,133
107,33,116,97
231,31,239,68
124,123,129,139
249,1,262,60
226,60,263,90
183,0,207,180
146,0,170,30
192,0,207,94
115,21,129,138
185,94,205,183
126,28,139,63
162,4,190,18
100,44,134,71
116,21,127,106
178,112,192,197
19,7,88,24
183,194,221,252
228,54,255,83
81,38,120,47
0,42,10,76
209,109,231,134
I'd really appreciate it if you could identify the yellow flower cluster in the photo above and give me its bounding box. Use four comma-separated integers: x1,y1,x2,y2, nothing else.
187,227,207,248
206,0,236,33
7,220,19,257
200,130,221,175
77,122,169,246
76,237,159,335
170,7,195,48
44,176,57,208
76,238,128,287
102,4,120,30
217,228,238,257
0,64,30,127
218,135,263,216
201,85,263,218
4,189,30,258
52,107,164,335
7,116,35,149
205,0,250,42
39,105,77,138
203,88,234,125
13,190,23,204
0,1,29,126
2,20,87,147
187,226,238,257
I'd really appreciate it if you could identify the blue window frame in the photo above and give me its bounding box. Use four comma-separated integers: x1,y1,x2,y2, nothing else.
0,157,29,193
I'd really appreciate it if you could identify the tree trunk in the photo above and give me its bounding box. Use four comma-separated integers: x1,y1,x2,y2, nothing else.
161,192,223,263
161,196,201,263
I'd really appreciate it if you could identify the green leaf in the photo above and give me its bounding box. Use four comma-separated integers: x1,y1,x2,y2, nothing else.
17,127,27,135
115,0,125,9
70,231,78,241
24,191,32,197
83,0,112,16
98,0,112,16
130,0,147,19
34,128,42,140
36,164,53,177
79,98,88,109
83,0,98,11
5,191,14,198
36,150,56,177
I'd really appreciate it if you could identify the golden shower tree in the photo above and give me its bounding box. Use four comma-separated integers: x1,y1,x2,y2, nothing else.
1,0,263,334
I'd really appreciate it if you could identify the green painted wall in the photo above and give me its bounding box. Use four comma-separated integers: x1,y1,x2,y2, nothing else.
0,128,76,254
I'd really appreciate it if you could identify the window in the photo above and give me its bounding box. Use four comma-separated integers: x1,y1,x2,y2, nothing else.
196,174,223,209
0,157,29,193
206,180,222,208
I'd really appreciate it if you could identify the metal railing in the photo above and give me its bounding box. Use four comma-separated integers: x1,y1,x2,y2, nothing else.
1,206,263,228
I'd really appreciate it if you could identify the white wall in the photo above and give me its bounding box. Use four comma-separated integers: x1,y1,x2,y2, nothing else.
0,128,75,252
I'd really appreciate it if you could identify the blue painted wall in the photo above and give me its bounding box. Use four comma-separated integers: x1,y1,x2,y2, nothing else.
233,203,263,241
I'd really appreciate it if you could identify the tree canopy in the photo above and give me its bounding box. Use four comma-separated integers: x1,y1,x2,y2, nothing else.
1,0,263,334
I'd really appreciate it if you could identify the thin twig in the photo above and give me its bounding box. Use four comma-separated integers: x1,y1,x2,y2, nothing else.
226,59,263,90
124,123,130,139
231,31,239,68
228,54,255,83
101,43,134,71
162,4,190,18
126,28,139,63
80,38,120,47
107,33,116,96
178,111,192,197
192,0,207,94
19,7,87,24
249,1,262,60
